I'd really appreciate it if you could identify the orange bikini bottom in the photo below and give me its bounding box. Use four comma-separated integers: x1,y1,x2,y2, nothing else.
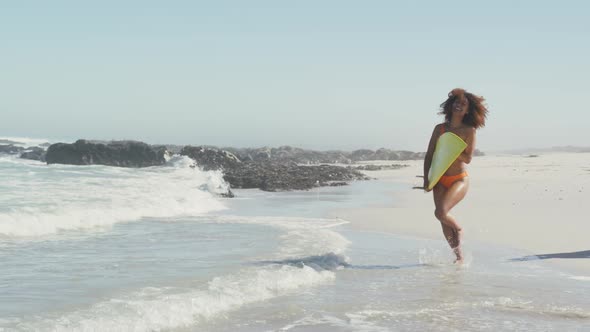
438,172,468,189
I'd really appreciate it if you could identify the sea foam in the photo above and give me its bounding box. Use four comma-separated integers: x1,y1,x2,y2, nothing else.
11,215,350,331
0,155,227,237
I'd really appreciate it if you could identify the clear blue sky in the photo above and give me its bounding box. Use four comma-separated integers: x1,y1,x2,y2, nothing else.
1,1,588,152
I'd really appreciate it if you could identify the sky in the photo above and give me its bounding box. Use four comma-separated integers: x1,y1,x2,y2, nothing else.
1,1,589,152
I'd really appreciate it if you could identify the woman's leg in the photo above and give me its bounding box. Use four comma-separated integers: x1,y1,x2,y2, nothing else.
433,178,469,261
433,185,456,248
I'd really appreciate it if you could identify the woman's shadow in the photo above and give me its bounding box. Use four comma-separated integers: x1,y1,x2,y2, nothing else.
509,250,590,261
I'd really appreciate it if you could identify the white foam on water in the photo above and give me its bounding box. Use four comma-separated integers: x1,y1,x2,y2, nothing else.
9,215,350,331
356,308,448,318
418,247,452,265
206,215,351,259
15,265,334,332
332,297,590,332
0,135,54,147
476,297,590,319
279,312,390,332
0,156,228,237
568,275,590,281
0,153,45,166
418,245,473,267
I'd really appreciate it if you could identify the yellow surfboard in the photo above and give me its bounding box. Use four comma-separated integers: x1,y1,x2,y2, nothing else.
427,132,468,190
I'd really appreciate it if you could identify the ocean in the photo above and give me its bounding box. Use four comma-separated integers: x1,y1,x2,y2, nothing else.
1,139,589,331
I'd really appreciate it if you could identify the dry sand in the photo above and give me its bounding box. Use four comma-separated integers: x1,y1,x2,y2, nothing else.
328,152,590,273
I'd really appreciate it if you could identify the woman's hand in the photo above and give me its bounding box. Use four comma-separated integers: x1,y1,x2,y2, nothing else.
423,179,432,192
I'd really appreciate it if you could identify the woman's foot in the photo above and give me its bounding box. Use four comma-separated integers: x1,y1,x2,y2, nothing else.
453,246,463,264
453,228,464,263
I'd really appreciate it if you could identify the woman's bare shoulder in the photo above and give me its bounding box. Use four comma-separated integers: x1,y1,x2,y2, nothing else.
458,125,476,134
456,125,476,142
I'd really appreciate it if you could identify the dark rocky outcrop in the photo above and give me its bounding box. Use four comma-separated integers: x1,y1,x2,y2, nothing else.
180,146,241,171
37,139,481,195
164,144,185,154
474,149,485,157
0,144,24,154
179,146,370,192
223,146,352,164
45,140,167,167
220,190,235,198
352,148,425,161
222,146,426,164
351,164,410,171
222,161,370,192
20,147,46,162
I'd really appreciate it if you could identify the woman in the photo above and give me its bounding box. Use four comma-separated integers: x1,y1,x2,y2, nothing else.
423,88,488,263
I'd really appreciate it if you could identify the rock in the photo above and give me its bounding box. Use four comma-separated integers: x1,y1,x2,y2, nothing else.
223,146,352,164
222,161,370,192
351,164,409,171
474,149,485,157
396,150,420,160
20,147,46,162
179,146,358,193
350,149,374,161
180,147,370,192
163,144,184,154
213,145,447,164
46,140,167,167
354,164,383,171
179,144,440,192
220,189,235,198
414,152,427,159
0,144,24,154
180,146,241,171
327,181,348,187
349,148,424,162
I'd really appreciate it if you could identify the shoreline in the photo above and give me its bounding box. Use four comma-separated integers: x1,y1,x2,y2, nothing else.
325,152,590,275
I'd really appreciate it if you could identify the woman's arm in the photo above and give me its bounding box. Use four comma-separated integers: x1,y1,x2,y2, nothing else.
457,127,476,164
423,124,440,190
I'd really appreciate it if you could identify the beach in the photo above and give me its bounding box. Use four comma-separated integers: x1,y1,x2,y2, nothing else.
329,152,590,274
4,0,589,329
2,149,590,331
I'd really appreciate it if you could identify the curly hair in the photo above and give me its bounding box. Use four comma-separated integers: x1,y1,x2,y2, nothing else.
439,88,488,129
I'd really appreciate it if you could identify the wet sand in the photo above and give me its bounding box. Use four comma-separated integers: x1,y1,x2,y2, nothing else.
328,152,590,274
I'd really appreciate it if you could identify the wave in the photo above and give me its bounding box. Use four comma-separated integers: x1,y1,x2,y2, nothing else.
8,215,350,331
14,265,334,332
0,156,228,237
478,297,590,319
0,135,54,148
